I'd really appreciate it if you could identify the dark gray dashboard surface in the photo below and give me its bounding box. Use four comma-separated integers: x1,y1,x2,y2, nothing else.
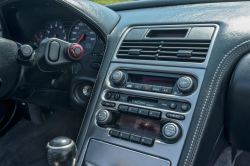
72,1,250,166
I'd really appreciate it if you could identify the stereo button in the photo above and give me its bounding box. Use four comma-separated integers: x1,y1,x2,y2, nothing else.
119,132,130,140
152,86,162,92
128,107,138,114
161,87,173,94
109,130,120,137
149,111,161,119
105,92,112,99
170,102,177,109
141,137,154,146
114,94,120,100
138,109,149,116
181,104,189,111
130,134,141,143
166,113,185,120
118,105,128,112
102,102,115,107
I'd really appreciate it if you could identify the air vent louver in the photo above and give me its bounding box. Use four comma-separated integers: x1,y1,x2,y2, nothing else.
117,40,211,63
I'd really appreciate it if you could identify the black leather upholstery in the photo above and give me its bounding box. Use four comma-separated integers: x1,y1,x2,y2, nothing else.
225,53,250,152
74,2,250,166
0,37,20,98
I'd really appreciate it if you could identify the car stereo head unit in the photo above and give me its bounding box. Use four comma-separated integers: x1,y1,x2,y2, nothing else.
109,70,198,96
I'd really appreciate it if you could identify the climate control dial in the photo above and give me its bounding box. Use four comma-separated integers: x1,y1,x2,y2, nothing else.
110,70,126,85
177,76,194,93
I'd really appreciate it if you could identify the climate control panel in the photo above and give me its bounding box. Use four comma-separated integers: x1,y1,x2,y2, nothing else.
109,70,197,96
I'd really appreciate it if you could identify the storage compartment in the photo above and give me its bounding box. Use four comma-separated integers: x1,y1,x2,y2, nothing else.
83,139,170,166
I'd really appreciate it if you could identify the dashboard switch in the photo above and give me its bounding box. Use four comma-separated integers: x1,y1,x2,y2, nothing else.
109,130,120,137
162,123,182,141
128,107,138,114
110,70,126,85
161,87,172,94
20,45,33,60
138,109,149,116
177,76,194,93
118,105,128,112
141,137,154,146
101,102,115,107
181,104,189,111
149,111,161,119
152,86,162,92
130,134,141,143
96,110,112,125
105,92,112,99
170,102,177,109
119,132,130,140
48,41,60,62
66,44,84,60
125,83,134,89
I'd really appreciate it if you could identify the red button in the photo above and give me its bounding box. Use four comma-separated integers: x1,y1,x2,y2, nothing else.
68,45,84,59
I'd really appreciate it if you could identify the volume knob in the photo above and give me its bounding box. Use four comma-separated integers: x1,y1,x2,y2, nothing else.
96,110,112,125
177,76,194,93
162,123,182,141
110,70,126,85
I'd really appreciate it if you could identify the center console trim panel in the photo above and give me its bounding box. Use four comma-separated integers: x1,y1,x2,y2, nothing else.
83,63,206,166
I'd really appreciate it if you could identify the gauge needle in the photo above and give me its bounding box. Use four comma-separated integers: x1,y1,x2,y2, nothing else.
53,34,57,38
77,34,85,44
35,35,39,41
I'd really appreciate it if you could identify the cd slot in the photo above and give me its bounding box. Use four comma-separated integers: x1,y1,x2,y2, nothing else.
104,92,191,114
128,96,158,108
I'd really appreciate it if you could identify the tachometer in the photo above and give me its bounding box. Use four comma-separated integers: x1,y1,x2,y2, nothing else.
69,21,96,56
44,21,66,41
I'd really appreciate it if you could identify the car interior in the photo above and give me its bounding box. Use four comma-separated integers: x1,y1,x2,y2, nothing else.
0,0,250,166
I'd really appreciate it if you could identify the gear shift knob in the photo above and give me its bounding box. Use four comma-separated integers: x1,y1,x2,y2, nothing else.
46,136,77,166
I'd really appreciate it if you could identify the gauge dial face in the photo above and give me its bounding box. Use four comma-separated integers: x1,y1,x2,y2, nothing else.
32,30,43,47
69,21,96,56
44,21,66,41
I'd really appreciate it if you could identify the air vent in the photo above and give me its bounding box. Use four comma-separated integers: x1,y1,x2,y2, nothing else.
117,40,211,63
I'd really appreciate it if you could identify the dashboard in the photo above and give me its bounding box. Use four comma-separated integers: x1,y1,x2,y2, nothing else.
1,1,250,166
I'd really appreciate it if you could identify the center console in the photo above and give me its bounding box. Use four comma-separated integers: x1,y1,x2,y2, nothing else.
81,24,219,166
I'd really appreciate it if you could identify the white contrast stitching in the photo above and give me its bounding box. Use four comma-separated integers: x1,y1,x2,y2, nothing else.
184,40,250,166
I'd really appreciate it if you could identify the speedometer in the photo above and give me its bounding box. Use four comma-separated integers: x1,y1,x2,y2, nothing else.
44,21,66,41
69,21,96,56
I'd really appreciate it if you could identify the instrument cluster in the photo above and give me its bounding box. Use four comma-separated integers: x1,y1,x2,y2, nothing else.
30,19,105,57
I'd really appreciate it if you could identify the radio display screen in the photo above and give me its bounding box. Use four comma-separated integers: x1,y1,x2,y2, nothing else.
116,115,160,137
129,74,177,87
